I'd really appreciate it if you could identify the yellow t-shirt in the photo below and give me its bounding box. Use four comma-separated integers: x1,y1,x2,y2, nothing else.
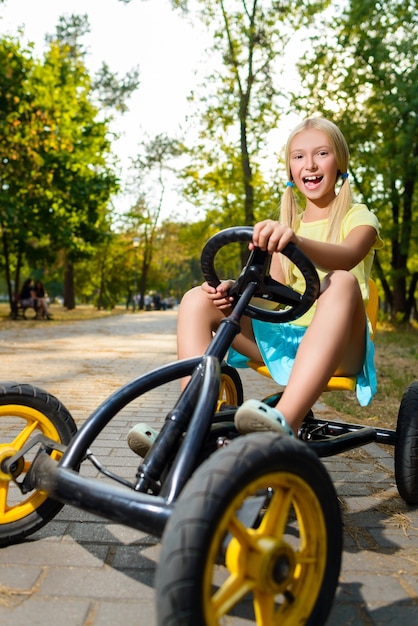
290,203,384,327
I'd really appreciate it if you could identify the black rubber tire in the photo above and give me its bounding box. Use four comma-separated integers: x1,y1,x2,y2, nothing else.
218,363,244,408
0,382,77,545
394,380,418,505
156,432,342,626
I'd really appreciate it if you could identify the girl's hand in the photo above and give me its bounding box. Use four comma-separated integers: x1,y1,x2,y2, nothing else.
201,280,235,310
251,219,297,254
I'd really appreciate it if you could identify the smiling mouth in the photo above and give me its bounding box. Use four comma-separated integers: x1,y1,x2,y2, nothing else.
303,175,323,184
303,176,324,188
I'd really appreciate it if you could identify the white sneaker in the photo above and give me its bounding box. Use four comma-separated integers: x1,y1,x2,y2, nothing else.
234,399,294,437
127,423,159,457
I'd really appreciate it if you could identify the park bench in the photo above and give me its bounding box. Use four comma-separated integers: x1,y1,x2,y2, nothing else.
11,299,38,320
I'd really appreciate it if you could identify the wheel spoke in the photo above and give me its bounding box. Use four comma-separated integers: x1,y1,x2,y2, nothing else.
253,589,276,626
258,485,294,537
228,510,259,548
296,552,317,565
213,511,261,618
0,481,9,515
12,419,38,449
212,570,254,618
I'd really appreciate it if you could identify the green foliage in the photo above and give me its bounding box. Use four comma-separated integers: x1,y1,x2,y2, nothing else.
123,134,186,306
92,62,140,113
180,147,280,224
74,232,132,308
44,0,416,318
0,17,128,309
176,0,329,241
45,12,90,57
152,220,204,296
31,40,119,259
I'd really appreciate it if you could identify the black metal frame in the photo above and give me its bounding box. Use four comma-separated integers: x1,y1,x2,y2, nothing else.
12,229,399,538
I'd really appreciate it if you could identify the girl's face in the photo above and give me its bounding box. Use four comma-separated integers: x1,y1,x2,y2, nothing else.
289,128,339,209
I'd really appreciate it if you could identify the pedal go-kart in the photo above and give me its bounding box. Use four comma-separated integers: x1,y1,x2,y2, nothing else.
1,227,417,626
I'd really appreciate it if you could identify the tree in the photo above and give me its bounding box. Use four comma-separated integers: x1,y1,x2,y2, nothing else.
47,13,140,113
153,220,204,297
295,0,418,321
171,0,329,266
44,14,139,308
74,231,133,309
0,14,139,312
0,35,115,309
0,37,59,306
127,134,183,308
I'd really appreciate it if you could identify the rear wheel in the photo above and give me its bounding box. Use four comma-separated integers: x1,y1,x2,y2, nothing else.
395,381,418,505
217,363,243,410
156,432,342,626
0,382,77,545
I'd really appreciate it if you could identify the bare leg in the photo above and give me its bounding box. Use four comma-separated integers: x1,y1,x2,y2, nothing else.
177,286,262,388
276,271,367,434
36,305,45,319
177,287,222,360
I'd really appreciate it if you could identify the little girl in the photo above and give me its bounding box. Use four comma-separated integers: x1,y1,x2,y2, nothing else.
128,117,383,454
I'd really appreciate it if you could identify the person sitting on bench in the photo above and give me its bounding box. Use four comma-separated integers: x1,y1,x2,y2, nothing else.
34,280,50,320
19,278,36,313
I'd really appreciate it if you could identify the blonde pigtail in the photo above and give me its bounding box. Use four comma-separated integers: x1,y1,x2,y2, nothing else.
327,175,352,244
279,184,301,284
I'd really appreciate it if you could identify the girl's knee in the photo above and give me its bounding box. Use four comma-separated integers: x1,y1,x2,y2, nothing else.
321,270,360,296
179,286,219,324
180,286,206,311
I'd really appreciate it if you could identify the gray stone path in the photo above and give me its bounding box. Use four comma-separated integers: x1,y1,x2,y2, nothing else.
0,311,417,625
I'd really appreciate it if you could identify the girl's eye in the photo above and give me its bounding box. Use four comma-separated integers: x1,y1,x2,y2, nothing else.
318,151,328,156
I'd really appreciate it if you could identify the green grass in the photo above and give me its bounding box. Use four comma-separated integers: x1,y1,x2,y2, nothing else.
323,321,417,429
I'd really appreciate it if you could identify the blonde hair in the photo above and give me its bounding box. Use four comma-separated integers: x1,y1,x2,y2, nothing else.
280,117,352,283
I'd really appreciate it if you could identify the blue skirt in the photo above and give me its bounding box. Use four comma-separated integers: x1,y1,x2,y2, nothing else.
226,319,377,406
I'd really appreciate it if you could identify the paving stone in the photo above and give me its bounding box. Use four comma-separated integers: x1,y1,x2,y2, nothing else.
0,597,91,626
0,310,417,625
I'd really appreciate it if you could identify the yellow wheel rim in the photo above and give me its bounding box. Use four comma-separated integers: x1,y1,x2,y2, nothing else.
0,404,62,524
217,373,240,411
202,472,328,625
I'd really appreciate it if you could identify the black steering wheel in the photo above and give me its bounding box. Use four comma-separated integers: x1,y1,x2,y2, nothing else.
201,226,320,323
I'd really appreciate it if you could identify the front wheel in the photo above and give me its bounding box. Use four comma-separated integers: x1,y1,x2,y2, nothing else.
395,381,418,505
0,382,77,545
156,432,342,626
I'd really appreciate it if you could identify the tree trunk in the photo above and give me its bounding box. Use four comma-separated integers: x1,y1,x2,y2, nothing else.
139,259,149,311
2,230,13,312
64,261,76,309
240,104,254,266
406,271,417,322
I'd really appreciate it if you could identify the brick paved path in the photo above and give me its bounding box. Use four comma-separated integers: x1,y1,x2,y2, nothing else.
0,311,417,625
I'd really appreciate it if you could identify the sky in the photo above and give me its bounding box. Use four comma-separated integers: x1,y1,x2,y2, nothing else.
0,0,299,222
0,0,214,220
